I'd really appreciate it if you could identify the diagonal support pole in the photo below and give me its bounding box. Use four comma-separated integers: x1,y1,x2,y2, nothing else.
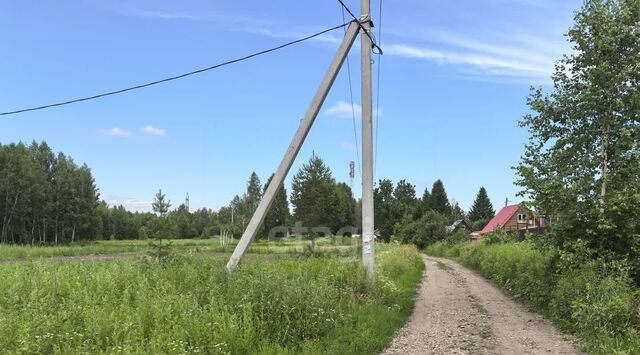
226,21,360,271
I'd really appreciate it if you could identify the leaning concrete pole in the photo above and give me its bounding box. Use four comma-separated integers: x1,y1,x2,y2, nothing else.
226,21,360,271
360,0,375,280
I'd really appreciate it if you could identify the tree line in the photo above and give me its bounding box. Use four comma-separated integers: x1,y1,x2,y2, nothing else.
374,179,495,248
0,141,99,244
1,141,497,245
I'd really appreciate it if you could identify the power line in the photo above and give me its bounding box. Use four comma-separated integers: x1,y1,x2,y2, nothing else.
337,0,383,54
341,6,362,178
374,0,383,178
0,22,351,117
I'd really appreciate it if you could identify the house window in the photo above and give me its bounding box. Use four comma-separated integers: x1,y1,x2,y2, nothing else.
517,213,527,222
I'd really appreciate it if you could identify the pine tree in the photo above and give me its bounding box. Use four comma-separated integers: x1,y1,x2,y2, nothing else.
468,187,495,222
246,172,262,213
421,187,431,214
291,154,340,233
334,182,356,232
429,180,452,218
150,189,172,260
261,174,290,239
451,201,466,222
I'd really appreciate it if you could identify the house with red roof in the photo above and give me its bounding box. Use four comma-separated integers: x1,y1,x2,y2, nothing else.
471,203,548,241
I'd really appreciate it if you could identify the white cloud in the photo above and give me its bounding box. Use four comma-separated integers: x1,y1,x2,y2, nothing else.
99,128,133,138
247,27,342,45
385,43,551,80
325,101,383,119
126,9,199,20
141,125,166,137
104,196,153,213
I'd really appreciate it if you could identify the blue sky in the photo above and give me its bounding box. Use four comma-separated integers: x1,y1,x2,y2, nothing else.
0,0,581,212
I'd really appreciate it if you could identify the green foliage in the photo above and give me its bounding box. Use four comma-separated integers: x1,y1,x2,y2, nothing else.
0,141,100,244
394,179,418,218
427,179,452,219
468,187,495,224
481,229,520,245
426,241,640,354
515,0,640,273
261,174,291,239
374,179,398,242
150,189,173,261
0,245,424,354
291,154,354,234
393,210,448,249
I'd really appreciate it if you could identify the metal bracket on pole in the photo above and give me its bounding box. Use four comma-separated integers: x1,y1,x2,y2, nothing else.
226,21,360,271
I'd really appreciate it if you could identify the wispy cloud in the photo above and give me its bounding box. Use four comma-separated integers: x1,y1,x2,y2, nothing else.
325,101,383,119
247,27,342,45
99,128,133,138
104,196,153,212
385,43,551,80
126,9,199,20
141,125,166,137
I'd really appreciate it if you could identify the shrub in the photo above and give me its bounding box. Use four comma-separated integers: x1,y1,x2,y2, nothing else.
481,229,519,245
393,211,448,249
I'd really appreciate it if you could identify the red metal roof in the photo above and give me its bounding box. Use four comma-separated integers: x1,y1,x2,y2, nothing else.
479,204,520,234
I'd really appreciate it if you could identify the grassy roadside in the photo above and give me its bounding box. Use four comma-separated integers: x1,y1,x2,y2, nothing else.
0,244,423,354
426,241,640,354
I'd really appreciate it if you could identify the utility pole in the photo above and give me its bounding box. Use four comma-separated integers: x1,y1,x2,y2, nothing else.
360,0,375,281
226,21,360,271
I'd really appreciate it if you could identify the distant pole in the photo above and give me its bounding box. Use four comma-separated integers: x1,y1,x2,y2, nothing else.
185,193,190,213
226,22,361,271
361,0,375,280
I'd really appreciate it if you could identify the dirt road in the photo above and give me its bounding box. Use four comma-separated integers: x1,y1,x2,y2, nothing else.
383,256,579,355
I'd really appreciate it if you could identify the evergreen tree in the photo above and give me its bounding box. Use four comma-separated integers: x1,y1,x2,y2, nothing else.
451,201,466,222
291,154,340,233
152,189,171,217
333,182,356,232
429,180,452,218
468,187,495,223
150,189,172,260
245,172,262,213
261,174,290,238
420,187,431,216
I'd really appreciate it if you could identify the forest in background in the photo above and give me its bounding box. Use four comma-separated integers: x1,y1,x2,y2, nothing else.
0,141,495,245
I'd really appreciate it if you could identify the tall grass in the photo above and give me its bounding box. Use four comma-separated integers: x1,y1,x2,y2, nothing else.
0,245,423,354
0,238,362,262
426,241,640,354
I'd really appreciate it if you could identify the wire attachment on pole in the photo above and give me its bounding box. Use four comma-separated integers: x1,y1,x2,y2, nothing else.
338,0,383,55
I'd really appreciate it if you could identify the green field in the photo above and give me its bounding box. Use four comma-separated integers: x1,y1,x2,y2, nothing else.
0,243,424,354
0,237,364,262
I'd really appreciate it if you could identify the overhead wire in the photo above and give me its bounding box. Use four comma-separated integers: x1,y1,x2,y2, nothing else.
0,22,351,117
336,0,383,54
341,5,362,178
374,0,383,179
